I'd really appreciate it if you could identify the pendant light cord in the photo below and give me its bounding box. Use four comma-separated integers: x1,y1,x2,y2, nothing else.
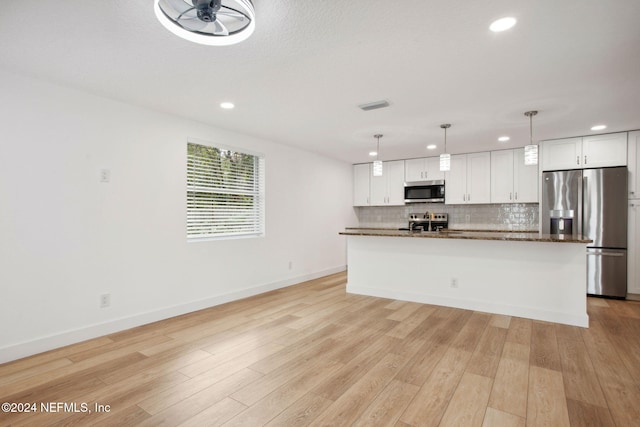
374,134,383,161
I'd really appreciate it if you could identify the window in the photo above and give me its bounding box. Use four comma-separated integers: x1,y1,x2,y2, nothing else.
187,141,265,241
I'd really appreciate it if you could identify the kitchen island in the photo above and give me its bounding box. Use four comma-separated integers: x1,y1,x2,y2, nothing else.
340,229,592,327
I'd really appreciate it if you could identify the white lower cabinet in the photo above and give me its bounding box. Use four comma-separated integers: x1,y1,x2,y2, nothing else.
445,152,491,204
370,160,405,206
491,148,538,203
629,201,640,295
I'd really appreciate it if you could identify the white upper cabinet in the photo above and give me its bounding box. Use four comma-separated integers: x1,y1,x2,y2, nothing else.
541,133,627,171
444,155,467,204
491,148,538,203
370,160,405,206
404,157,445,182
353,163,371,206
582,132,627,168
541,137,582,171
490,150,515,203
445,152,491,204
628,131,640,199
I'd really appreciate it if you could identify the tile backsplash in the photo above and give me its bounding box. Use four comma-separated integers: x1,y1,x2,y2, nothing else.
355,203,539,230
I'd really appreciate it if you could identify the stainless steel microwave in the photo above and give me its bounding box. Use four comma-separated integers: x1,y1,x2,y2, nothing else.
404,180,445,203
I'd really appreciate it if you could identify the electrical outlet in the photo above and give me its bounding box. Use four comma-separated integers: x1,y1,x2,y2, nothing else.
100,169,111,183
450,278,458,288
100,293,111,308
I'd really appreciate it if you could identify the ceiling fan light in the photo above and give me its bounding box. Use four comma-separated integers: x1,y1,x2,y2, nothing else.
154,0,255,46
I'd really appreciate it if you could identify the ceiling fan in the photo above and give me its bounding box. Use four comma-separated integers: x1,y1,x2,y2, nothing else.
154,0,255,46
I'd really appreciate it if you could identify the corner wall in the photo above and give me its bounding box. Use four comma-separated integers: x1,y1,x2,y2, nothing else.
0,70,356,363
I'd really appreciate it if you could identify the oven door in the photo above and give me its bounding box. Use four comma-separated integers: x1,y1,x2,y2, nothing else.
404,180,445,203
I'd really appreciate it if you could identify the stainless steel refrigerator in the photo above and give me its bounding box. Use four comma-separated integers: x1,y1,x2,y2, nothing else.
542,166,628,298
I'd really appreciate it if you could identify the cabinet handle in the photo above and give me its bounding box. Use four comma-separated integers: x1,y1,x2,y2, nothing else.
584,155,587,164
468,194,471,202
515,192,518,200
510,192,512,200
463,194,466,201
577,155,579,165
425,171,427,179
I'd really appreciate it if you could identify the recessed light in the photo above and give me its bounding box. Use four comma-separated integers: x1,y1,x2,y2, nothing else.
490,17,517,32
591,124,607,131
427,144,437,150
220,102,235,109
498,136,510,142
369,151,378,156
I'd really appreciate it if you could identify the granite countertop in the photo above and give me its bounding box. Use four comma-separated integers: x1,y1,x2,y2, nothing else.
339,228,593,243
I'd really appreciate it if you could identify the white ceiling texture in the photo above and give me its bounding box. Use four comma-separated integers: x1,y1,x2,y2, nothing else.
1,0,639,164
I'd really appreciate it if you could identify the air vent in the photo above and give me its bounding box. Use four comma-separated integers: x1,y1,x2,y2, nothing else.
358,100,390,111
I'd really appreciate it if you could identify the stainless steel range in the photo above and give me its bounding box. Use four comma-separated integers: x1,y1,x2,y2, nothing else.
400,212,448,232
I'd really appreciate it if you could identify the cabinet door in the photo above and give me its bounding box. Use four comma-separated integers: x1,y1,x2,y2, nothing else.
629,131,640,199
490,150,515,203
582,132,627,168
386,160,406,205
353,164,370,206
629,202,639,294
541,138,582,171
445,154,467,204
405,158,426,182
370,166,387,206
425,156,445,181
514,148,539,203
467,152,491,204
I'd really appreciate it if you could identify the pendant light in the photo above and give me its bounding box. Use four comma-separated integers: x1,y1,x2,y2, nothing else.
439,124,452,171
524,111,538,165
372,134,383,176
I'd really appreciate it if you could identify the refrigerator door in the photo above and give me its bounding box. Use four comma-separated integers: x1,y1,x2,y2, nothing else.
542,170,582,235
586,248,627,297
583,167,628,248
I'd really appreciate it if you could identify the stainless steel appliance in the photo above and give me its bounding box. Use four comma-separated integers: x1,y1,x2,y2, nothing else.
399,212,448,231
542,166,628,297
404,180,445,203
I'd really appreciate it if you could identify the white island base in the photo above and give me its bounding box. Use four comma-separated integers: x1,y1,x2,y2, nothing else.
345,235,589,327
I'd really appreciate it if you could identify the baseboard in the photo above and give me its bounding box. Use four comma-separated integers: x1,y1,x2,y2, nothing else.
347,284,589,328
627,293,640,301
0,266,346,364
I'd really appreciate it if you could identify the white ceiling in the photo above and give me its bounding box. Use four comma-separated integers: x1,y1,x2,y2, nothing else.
1,0,639,164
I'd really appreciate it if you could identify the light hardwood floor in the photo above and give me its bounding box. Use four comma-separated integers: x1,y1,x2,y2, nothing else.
1,271,639,426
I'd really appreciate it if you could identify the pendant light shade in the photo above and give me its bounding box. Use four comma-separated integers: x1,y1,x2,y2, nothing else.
439,124,452,172
372,134,383,176
524,111,538,165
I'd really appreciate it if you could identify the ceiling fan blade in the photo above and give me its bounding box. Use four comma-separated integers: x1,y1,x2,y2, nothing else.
161,0,194,15
213,20,229,36
217,11,245,21
181,16,209,31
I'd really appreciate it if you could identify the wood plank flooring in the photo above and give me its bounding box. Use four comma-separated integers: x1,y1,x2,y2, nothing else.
1,271,640,426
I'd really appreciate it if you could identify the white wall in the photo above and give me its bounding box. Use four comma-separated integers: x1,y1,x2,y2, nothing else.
0,70,357,363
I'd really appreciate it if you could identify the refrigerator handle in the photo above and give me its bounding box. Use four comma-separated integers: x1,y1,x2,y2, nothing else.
578,174,583,237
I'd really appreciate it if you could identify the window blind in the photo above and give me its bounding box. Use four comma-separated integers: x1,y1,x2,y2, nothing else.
187,142,265,240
